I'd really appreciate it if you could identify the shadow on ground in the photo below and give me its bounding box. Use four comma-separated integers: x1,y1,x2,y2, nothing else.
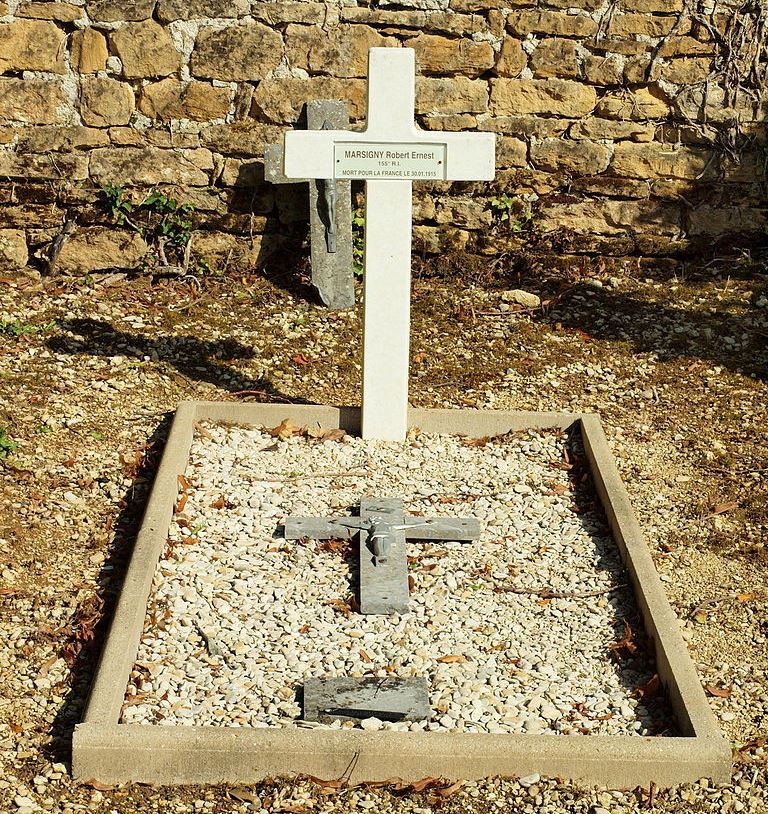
530,278,768,380
46,318,312,402
46,414,173,765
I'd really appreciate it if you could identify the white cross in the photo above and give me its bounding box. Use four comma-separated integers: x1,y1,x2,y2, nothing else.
283,48,495,440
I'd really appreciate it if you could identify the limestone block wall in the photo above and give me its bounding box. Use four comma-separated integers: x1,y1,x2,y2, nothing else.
0,0,765,275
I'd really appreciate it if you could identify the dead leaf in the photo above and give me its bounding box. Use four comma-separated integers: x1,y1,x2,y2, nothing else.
229,788,261,804
739,738,765,753
536,598,551,606
318,539,350,556
408,575,416,593
193,421,213,440
211,495,225,509
608,621,637,660
2,461,33,478
433,779,466,798
410,777,439,793
299,624,310,634
737,593,755,602
269,419,304,440
437,654,467,664
359,649,372,663
305,425,347,442
634,673,661,701
292,353,311,365
37,654,58,678
709,500,738,516
462,436,490,447
175,493,188,514
177,474,191,492
704,683,733,698
80,779,116,791
323,598,352,618
659,541,677,553
307,776,344,790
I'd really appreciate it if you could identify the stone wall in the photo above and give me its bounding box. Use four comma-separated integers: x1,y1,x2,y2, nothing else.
0,0,765,276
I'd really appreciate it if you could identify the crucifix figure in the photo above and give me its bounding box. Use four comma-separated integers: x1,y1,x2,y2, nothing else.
283,49,495,440
283,497,480,615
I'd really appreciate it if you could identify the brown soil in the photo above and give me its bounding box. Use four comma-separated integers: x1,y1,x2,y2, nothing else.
0,254,766,813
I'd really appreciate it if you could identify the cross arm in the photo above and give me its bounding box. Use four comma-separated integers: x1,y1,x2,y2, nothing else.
404,517,481,541
264,143,307,185
283,517,363,540
284,129,495,181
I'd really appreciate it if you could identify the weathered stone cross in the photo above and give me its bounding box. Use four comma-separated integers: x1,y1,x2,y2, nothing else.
265,100,355,310
283,48,495,440
284,497,480,615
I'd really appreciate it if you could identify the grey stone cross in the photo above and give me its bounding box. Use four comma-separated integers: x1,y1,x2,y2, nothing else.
283,497,480,615
264,99,354,310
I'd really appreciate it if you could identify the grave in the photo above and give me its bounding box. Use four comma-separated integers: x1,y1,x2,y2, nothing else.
72,48,730,788
265,100,355,310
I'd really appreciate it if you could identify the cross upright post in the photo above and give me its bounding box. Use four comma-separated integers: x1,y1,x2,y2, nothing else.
283,48,495,441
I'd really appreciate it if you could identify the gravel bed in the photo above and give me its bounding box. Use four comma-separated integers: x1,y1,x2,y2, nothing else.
122,422,668,735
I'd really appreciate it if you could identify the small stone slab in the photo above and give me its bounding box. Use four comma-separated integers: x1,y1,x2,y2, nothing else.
264,143,303,185
303,677,430,723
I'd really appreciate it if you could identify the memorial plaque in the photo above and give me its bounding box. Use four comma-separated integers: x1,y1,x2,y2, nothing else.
334,142,447,180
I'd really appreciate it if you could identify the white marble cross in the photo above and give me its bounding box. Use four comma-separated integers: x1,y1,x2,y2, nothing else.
283,48,495,440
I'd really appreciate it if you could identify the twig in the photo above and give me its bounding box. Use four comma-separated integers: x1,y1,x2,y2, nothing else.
248,469,368,483
688,594,734,619
704,465,768,476
156,236,169,267
182,232,193,274
227,390,294,402
497,583,627,600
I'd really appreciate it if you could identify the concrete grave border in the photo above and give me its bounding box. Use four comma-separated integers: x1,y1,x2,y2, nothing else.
73,402,731,787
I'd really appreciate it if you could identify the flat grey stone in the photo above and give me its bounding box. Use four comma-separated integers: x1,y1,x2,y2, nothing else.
264,144,304,185
303,676,430,723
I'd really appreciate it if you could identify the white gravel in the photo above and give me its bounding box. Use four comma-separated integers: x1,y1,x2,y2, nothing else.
121,421,669,735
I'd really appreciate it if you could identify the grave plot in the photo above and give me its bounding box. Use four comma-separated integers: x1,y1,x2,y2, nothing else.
71,49,727,790
122,422,668,738
73,404,730,788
